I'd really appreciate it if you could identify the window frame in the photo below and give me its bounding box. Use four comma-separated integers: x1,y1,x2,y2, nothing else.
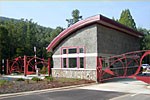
61,46,85,69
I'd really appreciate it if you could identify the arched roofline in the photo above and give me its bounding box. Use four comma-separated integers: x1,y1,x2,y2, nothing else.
46,14,143,52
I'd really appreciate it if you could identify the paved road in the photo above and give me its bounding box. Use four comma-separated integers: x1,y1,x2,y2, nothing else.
1,88,150,100
110,94,150,100
0,89,126,100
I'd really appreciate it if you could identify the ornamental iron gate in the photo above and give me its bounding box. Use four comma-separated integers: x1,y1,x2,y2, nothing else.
6,56,51,76
97,50,150,84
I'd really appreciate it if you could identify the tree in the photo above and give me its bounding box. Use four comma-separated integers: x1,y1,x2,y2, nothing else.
66,9,82,27
41,26,64,58
138,27,150,50
119,9,136,29
45,26,64,43
72,9,82,23
0,26,9,65
112,17,118,22
0,16,64,60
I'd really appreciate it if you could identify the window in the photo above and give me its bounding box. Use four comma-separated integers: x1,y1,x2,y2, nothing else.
61,47,85,68
63,49,67,54
69,58,77,68
80,57,84,68
63,58,67,68
79,48,84,53
68,48,77,54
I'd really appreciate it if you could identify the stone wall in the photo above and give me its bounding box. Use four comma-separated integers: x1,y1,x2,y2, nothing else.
97,24,140,56
52,68,97,81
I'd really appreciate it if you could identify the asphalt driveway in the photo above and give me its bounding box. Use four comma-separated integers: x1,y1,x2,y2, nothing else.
0,89,125,100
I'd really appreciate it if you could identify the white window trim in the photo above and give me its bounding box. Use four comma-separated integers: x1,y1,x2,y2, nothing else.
53,53,97,58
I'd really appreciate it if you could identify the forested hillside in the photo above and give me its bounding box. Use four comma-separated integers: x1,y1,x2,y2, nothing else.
0,17,64,62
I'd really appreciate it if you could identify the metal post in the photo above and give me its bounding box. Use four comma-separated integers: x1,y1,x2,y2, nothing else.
6,59,9,75
2,59,4,75
48,58,51,76
34,46,38,76
24,55,27,76
97,57,103,83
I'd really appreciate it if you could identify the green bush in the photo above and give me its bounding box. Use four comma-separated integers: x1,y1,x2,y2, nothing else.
31,77,42,82
16,78,25,81
0,80,8,87
45,76,53,82
40,66,48,74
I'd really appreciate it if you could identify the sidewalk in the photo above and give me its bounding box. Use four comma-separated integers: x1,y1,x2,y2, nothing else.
79,78,150,94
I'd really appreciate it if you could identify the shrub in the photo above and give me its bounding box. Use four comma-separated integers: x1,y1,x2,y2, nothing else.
31,77,42,83
40,66,48,74
0,80,8,87
16,78,25,81
45,76,53,82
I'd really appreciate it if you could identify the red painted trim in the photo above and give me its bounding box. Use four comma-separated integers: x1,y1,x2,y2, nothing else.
77,47,79,69
60,47,62,68
61,47,68,68
99,15,143,36
66,48,69,68
135,76,150,84
47,14,143,52
84,46,86,69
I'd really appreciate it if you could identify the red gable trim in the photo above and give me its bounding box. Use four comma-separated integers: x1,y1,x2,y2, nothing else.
46,15,100,52
46,15,143,52
99,15,143,36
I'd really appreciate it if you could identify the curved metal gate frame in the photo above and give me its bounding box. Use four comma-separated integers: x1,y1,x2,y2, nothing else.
97,50,150,83
6,56,51,76
24,56,50,76
7,56,24,74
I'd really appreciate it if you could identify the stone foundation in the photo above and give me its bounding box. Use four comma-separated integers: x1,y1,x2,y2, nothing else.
52,68,96,81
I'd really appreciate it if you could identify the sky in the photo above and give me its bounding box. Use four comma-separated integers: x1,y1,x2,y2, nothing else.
0,1,150,29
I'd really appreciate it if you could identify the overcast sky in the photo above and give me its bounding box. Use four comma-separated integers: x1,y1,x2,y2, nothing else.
0,1,150,29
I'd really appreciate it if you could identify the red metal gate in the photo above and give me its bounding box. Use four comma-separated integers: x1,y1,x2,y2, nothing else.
6,56,51,76
97,50,150,84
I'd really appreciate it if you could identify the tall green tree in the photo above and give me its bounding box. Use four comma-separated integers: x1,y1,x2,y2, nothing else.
72,9,82,23
0,16,65,61
0,25,9,64
66,9,82,27
119,9,136,29
138,27,150,50
4,19,17,59
38,26,64,58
